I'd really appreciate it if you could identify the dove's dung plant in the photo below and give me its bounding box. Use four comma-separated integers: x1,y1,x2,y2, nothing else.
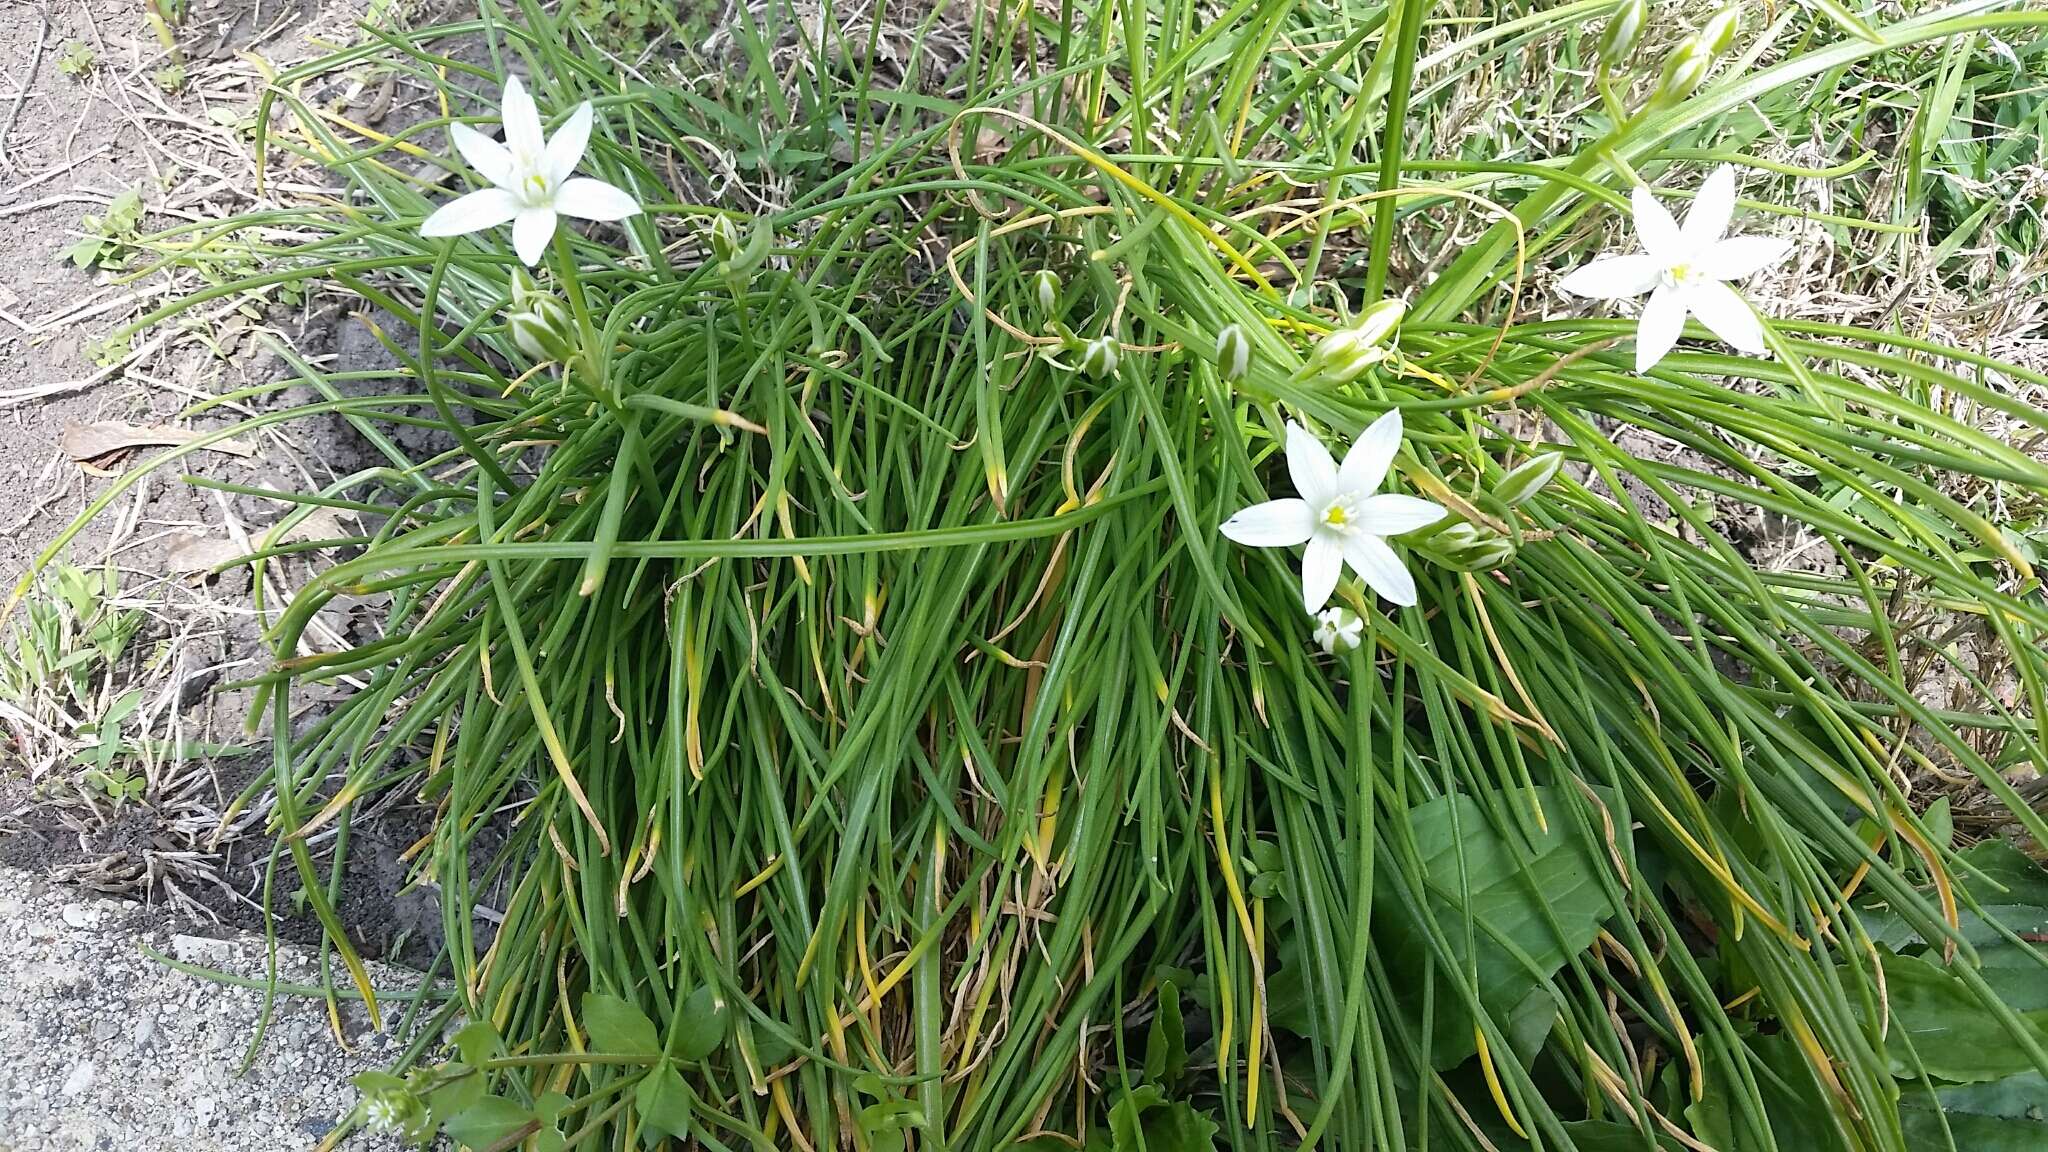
29,0,2048,1150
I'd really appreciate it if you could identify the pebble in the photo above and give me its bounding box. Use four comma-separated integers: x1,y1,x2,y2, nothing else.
171,934,233,965
0,865,420,1149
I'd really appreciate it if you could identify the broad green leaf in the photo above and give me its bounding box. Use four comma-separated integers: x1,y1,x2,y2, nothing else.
1860,839,2048,950
533,1091,573,1152
443,1095,533,1151
1379,788,1620,1069
750,1026,794,1067
636,1063,693,1146
105,187,144,231
1555,1120,1683,1150
61,235,104,268
583,991,660,1055
673,985,727,1062
534,1092,571,1126
451,1020,501,1066
352,1069,405,1094
1106,1084,1217,1152
425,1065,485,1127
1143,978,1188,1087
103,688,143,727
1980,942,2048,1012
1868,951,2048,1083
857,1098,924,1143
1899,1071,2048,1150
1682,1047,1738,1152
1753,1032,1850,1149
1504,987,1556,1067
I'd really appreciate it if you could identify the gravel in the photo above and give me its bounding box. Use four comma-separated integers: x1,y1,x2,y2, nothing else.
0,868,422,1151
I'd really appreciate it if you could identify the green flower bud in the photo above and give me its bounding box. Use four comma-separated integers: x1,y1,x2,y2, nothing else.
1307,299,1405,384
707,215,742,264
1214,324,1251,381
1353,297,1407,347
1699,5,1740,54
1597,0,1648,67
1490,451,1565,507
1653,35,1713,104
508,267,541,308
1078,335,1120,378
507,292,576,363
1033,270,1060,315
1432,523,1516,571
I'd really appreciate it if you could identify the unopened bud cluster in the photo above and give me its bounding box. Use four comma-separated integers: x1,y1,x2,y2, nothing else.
1305,298,1405,384
1652,6,1740,106
1431,522,1516,571
506,271,577,363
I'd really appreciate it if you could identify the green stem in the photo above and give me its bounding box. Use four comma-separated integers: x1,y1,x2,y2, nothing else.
551,227,608,402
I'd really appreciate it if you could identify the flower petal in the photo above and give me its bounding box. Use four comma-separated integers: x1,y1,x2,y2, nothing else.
1631,184,1684,261
1352,493,1446,536
1284,422,1339,505
1338,409,1403,495
512,207,558,266
554,177,641,222
421,187,519,238
501,75,545,159
1682,164,1737,248
451,122,514,187
1342,533,1417,607
1219,499,1315,547
1634,284,1687,372
1557,254,1661,300
1301,535,1343,613
1683,278,1767,356
1697,235,1791,281
546,102,594,185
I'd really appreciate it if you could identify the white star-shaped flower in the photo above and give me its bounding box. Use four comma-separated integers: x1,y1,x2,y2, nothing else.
421,76,641,266
1219,410,1447,612
1312,606,1364,654
1558,165,1791,373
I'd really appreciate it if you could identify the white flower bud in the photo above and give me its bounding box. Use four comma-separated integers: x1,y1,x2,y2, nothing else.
1653,35,1713,104
1354,297,1407,347
508,267,540,308
1433,523,1516,571
1214,324,1251,381
507,292,576,363
1078,335,1120,378
1699,6,1740,54
1033,270,1060,315
1491,451,1565,507
1307,299,1405,384
1597,0,1648,67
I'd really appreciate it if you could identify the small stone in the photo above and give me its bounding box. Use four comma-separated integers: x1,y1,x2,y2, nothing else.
61,1060,95,1096
171,935,232,965
60,903,93,929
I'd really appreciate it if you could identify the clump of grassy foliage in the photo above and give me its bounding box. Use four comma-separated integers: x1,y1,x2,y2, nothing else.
24,0,2048,1149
